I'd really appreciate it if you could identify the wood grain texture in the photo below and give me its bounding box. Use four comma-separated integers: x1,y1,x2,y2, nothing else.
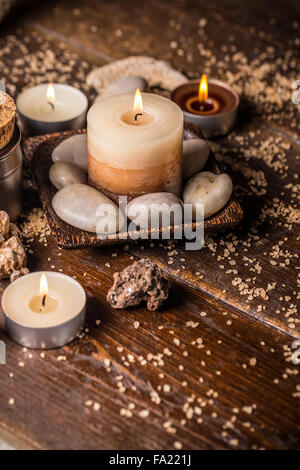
126,122,300,337
0,235,299,449
0,0,299,450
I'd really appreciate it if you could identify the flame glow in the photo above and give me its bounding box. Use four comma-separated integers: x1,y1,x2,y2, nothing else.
39,274,48,297
47,83,56,103
198,74,208,102
133,88,143,114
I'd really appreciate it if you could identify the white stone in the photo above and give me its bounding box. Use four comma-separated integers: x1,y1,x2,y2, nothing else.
49,162,86,190
52,184,124,234
183,171,233,219
127,192,183,229
97,76,148,100
183,139,210,180
52,134,88,171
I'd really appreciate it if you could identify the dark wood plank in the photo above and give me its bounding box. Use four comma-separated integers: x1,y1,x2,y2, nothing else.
174,0,300,47
0,234,299,449
126,122,300,337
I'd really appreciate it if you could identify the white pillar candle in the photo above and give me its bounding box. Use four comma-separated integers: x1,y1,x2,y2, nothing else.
17,83,88,136
87,92,183,198
1,271,86,349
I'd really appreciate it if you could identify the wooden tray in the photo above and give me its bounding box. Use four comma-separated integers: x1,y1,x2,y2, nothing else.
23,127,243,249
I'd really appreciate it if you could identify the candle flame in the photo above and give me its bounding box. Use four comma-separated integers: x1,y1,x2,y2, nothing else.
39,273,48,297
47,83,56,103
133,88,143,114
198,74,208,102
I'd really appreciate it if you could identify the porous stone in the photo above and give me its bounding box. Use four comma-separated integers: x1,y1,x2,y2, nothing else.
183,139,210,180
52,134,88,171
97,76,148,100
0,211,28,282
0,236,27,282
183,171,233,219
49,162,87,190
126,192,183,229
52,184,124,234
107,258,169,311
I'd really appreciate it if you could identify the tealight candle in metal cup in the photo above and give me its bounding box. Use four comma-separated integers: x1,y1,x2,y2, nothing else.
1,271,86,349
16,83,88,137
171,76,239,138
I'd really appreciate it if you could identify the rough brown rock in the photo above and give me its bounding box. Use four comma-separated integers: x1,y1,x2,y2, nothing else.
0,92,16,150
107,258,169,311
0,210,28,282
0,210,10,239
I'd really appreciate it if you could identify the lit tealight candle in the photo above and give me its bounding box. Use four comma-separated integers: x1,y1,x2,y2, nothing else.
171,75,239,138
87,90,183,200
1,271,86,349
17,83,88,136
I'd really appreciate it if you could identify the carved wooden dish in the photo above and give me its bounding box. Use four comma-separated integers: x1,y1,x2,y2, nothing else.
23,127,243,249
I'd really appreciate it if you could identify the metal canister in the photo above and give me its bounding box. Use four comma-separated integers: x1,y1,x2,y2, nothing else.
0,124,22,221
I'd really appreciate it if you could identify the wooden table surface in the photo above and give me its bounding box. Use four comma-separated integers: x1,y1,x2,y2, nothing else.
0,0,299,450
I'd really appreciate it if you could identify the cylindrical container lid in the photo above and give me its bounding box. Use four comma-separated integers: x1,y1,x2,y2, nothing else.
0,124,21,181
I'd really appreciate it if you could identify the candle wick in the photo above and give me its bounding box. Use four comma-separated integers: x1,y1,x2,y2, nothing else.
47,101,55,111
134,113,143,121
42,294,46,307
